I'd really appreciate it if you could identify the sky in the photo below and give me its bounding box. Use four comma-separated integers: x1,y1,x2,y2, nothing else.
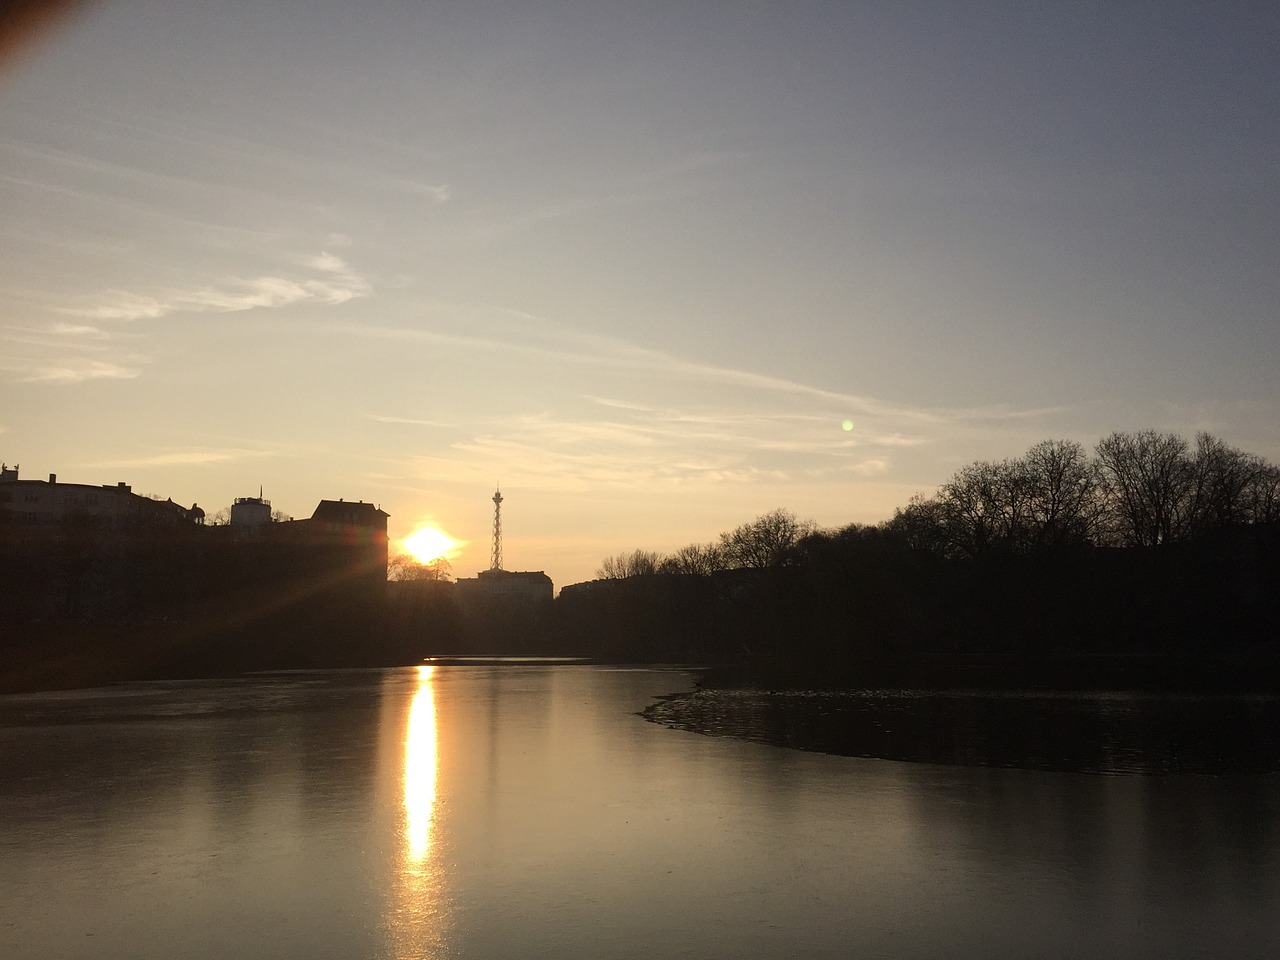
1,0,1276,588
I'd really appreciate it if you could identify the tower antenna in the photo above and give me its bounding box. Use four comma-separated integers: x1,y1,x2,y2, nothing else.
490,485,503,571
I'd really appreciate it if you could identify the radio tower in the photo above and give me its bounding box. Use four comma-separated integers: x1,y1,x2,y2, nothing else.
490,486,503,571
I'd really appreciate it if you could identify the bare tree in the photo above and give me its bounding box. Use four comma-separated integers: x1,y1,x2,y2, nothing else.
886,495,953,556
388,553,452,582
1242,463,1280,524
892,431,1275,557
719,509,817,569
596,549,664,579
1095,431,1194,546
889,448,1099,558
893,441,1100,557
934,459,1030,557
658,542,728,575
1018,439,1103,549
1184,433,1272,532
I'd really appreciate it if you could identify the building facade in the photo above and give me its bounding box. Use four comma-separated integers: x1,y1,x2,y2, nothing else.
0,465,204,527
455,568,554,605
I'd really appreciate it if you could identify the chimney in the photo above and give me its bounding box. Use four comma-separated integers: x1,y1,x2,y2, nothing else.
49,473,56,484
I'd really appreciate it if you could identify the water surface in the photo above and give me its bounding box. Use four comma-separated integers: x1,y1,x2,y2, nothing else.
3,665,1278,959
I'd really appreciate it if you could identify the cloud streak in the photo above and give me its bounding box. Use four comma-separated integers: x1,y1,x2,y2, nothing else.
344,304,1074,501
10,358,139,383
86,448,272,469
62,253,371,323
395,179,452,205
332,312,1067,428
366,415,448,427
0,249,371,386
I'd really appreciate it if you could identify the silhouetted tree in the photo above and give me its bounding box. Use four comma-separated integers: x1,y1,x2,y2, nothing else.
890,440,1101,558
1243,463,1280,524
719,508,816,569
1183,433,1274,532
597,549,664,579
1095,431,1205,546
1017,439,1103,549
658,542,728,575
388,553,452,582
936,459,1029,557
889,432,1280,559
886,495,953,556
1094,431,1195,546
888,457,1032,559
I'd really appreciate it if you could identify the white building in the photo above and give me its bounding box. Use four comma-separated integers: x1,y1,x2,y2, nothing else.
0,464,203,526
230,494,272,527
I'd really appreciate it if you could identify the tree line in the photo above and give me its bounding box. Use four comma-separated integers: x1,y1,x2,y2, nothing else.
597,508,817,578
567,430,1280,689
597,431,1280,576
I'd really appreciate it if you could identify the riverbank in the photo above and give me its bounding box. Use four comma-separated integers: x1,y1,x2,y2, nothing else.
696,649,1280,695
644,685,1280,775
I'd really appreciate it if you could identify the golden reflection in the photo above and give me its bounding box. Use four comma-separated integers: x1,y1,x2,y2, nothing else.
404,664,438,865
389,664,449,959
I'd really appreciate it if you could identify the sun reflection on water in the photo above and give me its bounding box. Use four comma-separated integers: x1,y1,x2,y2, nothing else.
389,664,449,958
404,664,438,866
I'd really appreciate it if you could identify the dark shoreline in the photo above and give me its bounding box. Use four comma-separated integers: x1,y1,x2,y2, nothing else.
643,684,1280,775
696,650,1280,696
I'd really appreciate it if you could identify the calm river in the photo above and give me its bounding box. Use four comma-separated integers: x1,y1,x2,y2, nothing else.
3,663,1279,959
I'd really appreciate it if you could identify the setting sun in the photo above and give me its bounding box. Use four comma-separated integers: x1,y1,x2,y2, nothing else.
402,527,460,565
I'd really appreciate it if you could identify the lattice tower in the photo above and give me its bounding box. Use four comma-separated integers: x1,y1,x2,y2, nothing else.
490,486,503,570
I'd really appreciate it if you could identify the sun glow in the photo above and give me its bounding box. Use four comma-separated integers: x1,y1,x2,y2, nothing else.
402,526,460,565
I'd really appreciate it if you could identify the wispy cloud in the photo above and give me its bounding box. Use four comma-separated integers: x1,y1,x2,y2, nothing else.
0,249,373,385
395,179,452,205
62,253,371,322
1,324,125,351
328,304,1070,498
43,275,1024,517
308,251,348,272
366,414,448,427
333,314,1063,428
463,150,740,242
584,395,655,412
387,406,892,496
86,448,271,469
871,433,930,447
10,358,139,383
850,458,890,476
63,292,167,322
405,439,779,493
50,322,115,339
